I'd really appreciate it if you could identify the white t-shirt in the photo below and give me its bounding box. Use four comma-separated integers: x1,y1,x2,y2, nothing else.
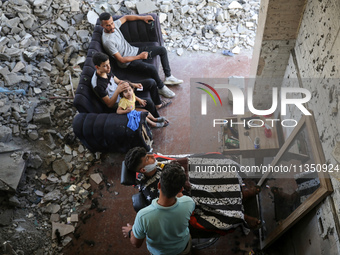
102,19,139,68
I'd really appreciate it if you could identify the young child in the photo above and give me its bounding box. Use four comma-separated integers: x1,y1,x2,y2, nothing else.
117,81,169,128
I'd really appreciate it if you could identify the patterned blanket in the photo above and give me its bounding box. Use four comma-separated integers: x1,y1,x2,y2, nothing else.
137,153,249,233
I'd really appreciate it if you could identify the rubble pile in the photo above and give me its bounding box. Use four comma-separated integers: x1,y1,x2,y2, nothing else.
95,0,260,54
0,0,100,254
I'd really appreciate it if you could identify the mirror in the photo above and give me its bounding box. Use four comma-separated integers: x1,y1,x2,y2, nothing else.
257,114,333,249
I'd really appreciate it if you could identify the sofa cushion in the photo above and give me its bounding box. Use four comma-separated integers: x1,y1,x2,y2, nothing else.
73,111,152,153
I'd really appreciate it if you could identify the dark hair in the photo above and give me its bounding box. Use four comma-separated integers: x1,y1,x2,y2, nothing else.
99,12,111,22
119,81,134,98
125,147,147,172
160,163,186,198
92,52,109,66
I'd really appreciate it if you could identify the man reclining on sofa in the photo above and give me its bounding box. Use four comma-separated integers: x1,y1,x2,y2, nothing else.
99,12,183,99
92,52,170,115
124,147,262,233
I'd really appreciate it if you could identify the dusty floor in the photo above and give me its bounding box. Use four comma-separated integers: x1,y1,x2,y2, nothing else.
63,50,262,254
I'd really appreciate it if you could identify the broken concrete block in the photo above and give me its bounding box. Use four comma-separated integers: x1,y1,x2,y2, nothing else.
12,62,25,73
52,222,75,239
64,145,72,155
0,209,14,226
70,214,78,222
47,174,59,183
62,236,73,246
125,1,136,9
43,203,61,214
8,196,21,207
33,88,42,94
28,154,43,169
67,185,77,192
197,0,206,10
33,108,52,125
0,126,12,143
61,173,71,183
159,13,167,23
4,73,22,86
35,190,44,197
50,213,60,222
232,46,241,54
55,18,69,31
69,0,80,11
82,183,91,190
0,152,25,191
43,190,61,203
228,1,243,9
136,0,158,14
177,48,184,56
90,173,102,185
52,159,68,176
38,61,52,72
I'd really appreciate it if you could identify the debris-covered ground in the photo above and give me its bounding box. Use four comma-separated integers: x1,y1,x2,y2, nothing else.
0,0,259,254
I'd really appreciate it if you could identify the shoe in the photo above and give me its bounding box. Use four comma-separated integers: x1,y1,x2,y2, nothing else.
164,75,183,85
157,99,172,110
158,86,175,98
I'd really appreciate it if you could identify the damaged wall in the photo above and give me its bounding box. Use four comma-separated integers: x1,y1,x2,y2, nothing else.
258,0,340,253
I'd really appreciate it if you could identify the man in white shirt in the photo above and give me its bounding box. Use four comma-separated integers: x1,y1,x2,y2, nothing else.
99,12,183,98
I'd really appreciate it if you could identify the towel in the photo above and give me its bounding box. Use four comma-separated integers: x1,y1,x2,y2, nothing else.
127,110,141,131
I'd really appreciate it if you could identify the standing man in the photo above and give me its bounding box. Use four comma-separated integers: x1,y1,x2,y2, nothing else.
122,163,195,255
99,12,183,98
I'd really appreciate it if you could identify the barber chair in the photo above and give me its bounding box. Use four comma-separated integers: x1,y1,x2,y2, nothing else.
120,158,221,250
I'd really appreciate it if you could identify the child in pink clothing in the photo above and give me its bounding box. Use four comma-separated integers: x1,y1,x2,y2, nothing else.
117,81,169,128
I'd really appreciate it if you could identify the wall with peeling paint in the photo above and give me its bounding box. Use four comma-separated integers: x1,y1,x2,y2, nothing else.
252,0,340,253
270,0,340,253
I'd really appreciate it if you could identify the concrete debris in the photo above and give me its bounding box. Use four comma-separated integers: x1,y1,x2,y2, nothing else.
90,173,103,185
228,1,243,9
52,159,68,176
136,0,158,14
70,213,78,222
115,0,259,55
52,222,75,239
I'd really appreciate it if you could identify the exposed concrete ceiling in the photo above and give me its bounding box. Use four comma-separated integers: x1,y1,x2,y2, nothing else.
263,0,307,40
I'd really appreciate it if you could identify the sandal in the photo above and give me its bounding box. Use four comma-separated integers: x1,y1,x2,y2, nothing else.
154,120,169,128
157,99,172,110
156,116,167,122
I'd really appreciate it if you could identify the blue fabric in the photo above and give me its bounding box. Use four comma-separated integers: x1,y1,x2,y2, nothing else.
132,196,195,255
127,110,141,131
0,87,25,95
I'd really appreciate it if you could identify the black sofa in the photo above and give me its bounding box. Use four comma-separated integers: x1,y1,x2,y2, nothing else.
73,14,163,153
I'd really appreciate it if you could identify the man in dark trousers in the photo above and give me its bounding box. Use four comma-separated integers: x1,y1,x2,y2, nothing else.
99,12,183,98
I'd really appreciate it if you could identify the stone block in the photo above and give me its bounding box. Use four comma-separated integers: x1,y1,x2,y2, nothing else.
136,0,158,14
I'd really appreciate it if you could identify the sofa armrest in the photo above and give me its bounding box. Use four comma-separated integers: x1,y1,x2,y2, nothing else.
73,112,152,153
120,160,137,186
132,192,148,212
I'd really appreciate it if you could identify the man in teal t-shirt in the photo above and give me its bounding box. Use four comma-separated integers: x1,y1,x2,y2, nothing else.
122,163,195,255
